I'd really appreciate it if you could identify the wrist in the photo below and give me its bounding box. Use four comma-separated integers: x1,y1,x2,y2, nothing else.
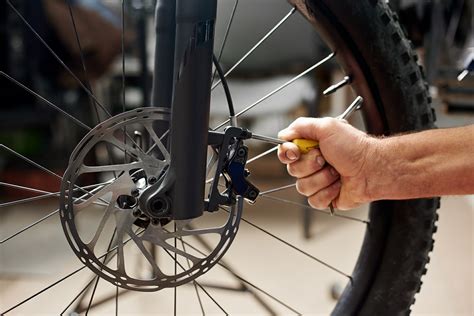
361,136,387,202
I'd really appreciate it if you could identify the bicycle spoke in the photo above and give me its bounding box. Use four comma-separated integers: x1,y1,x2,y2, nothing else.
143,123,170,161
260,195,369,224
0,209,59,244
220,207,352,281
0,72,91,130
0,184,106,244
179,238,301,315
85,229,118,316
247,146,278,165
258,183,369,222
115,285,119,316
88,203,116,250
213,52,335,130
65,0,102,124
161,248,228,315
0,192,57,207
121,0,126,116
211,7,297,91
179,238,205,315
212,0,239,85
0,144,62,179
0,181,109,203
61,229,122,315
259,183,296,196
121,0,128,174
5,0,111,118
60,277,96,315
0,144,118,207
2,230,141,314
2,262,88,314
84,270,100,316
128,231,162,276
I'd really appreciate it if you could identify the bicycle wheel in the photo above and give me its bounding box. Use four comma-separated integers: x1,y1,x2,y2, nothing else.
0,0,438,315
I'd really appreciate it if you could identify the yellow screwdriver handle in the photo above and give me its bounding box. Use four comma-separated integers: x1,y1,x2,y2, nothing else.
292,139,319,154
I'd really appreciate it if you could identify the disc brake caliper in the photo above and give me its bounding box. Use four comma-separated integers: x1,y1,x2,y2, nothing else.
206,127,260,212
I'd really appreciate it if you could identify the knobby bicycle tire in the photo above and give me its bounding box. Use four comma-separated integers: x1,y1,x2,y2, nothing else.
291,0,439,314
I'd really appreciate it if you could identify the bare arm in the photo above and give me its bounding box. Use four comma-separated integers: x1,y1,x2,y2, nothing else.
277,118,474,210
367,125,474,200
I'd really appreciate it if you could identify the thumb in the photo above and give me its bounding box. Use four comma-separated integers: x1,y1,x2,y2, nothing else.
278,117,334,142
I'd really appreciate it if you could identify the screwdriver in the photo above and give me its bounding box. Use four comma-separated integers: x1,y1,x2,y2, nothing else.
251,134,319,153
251,96,364,214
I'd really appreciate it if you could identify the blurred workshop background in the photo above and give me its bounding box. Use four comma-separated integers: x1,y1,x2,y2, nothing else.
0,0,472,315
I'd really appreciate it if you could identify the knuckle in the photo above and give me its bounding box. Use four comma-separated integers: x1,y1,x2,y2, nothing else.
277,150,288,163
294,117,306,125
287,164,297,177
295,179,311,196
308,196,324,210
309,158,323,172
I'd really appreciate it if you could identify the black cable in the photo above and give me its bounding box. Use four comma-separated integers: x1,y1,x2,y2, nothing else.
212,54,235,117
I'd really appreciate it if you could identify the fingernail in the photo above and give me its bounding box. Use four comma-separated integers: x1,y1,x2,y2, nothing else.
285,150,297,161
316,156,325,167
330,167,339,176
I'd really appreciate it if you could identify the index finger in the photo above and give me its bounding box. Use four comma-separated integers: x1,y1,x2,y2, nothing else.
277,141,301,164
278,117,335,141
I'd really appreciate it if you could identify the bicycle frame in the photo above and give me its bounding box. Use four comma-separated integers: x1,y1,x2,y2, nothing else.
149,0,217,220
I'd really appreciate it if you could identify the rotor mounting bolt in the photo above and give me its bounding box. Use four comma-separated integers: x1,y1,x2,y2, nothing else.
148,177,157,185
237,148,247,157
132,209,142,217
131,189,140,197
151,218,160,226
248,190,258,200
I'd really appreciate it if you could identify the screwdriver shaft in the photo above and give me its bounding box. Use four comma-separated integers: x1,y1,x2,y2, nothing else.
251,133,285,145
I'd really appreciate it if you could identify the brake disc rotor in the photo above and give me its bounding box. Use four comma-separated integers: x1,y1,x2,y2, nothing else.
59,107,242,292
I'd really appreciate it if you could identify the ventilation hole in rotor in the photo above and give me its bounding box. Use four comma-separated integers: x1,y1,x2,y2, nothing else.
91,262,115,279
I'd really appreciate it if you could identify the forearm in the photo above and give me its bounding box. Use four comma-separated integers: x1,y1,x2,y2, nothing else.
366,125,474,200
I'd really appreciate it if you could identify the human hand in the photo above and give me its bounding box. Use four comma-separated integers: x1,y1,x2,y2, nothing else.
277,117,375,210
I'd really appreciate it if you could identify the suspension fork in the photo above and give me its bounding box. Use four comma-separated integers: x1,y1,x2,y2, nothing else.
148,0,217,220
